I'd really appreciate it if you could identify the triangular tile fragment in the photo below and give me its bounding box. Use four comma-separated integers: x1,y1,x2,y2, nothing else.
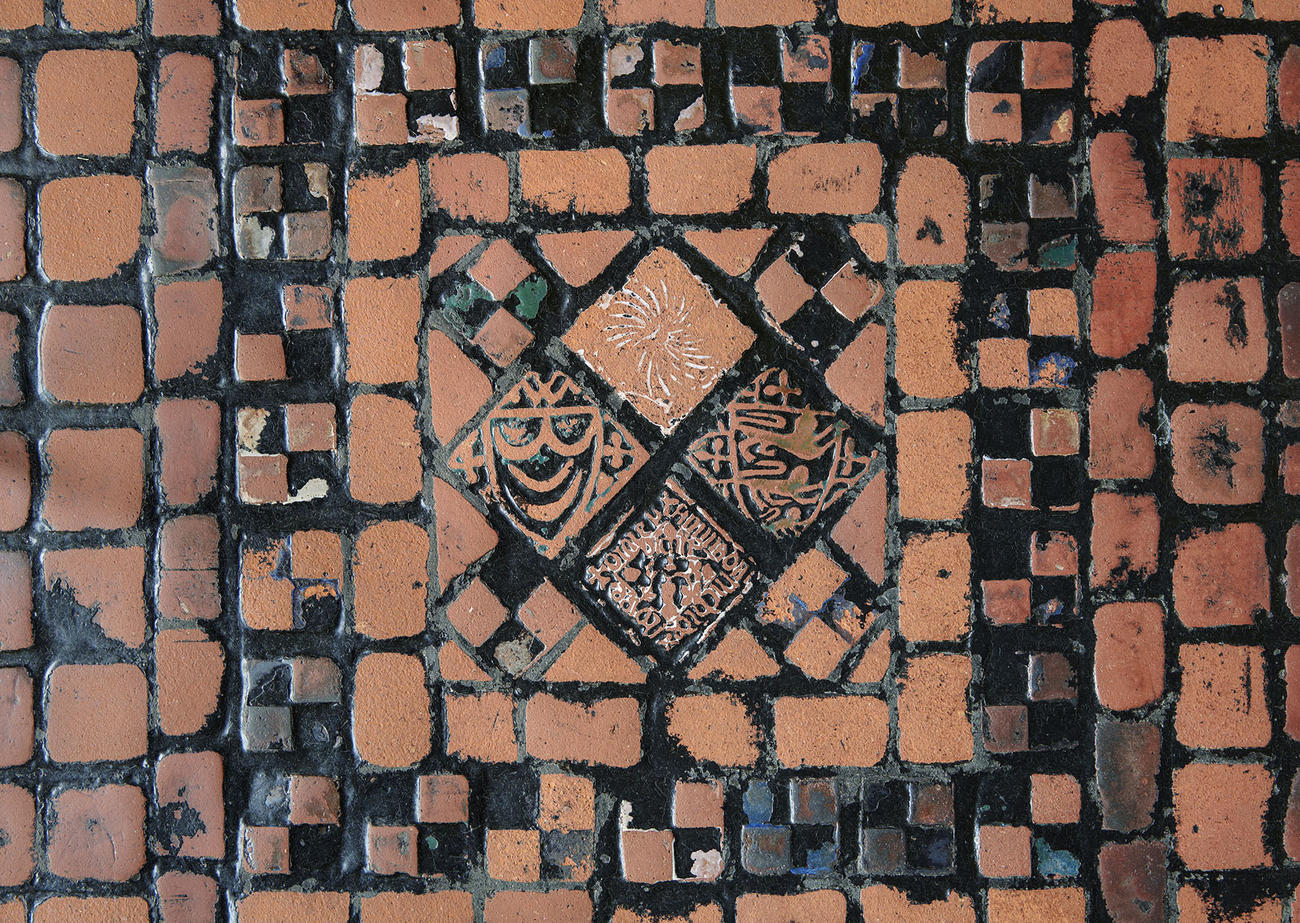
849,222,889,262
536,230,634,287
438,640,491,682
847,628,892,685
545,624,646,684
425,330,492,445
688,629,779,681
684,228,772,276
429,234,483,278
432,477,497,592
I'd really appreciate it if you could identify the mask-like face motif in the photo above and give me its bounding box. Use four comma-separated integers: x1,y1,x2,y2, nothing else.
451,372,646,558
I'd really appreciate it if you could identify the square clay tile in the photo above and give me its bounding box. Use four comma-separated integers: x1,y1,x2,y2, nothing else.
654,40,702,85
472,307,534,366
288,775,340,824
48,785,145,882
469,240,534,300
366,824,419,875
564,247,755,433
1167,158,1264,261
417,774,470,824
285,403,336,452
234,332,287,381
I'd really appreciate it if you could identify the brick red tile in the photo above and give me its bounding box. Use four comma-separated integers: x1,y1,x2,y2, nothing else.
351,0,457,28
151,0,220,34
1088,369,1155,480
0,669,32,768
666,693,760,766
154,278,221,381
519,148,631,215
154,752,223,858
985,888,1086,922
484,892,591,923
1088,19,1155,114
0,785,32,887
1094,602,1164,711
1174,762,1271,870
1170,402,1264,505
1173,523,1267,628
0,554,31,652
899,532,970,642
525,693,640,767
347,393,421,505
344,275,421,383
39,304,143,404
644,145,756,215
1175,643,1270,749
898,653,973,764
474,0,582,29
1096,719,1160,832
352,520,428,639
233,0,335,29
34,898,149,923
47,785,145,881
46,663,147,762
352,652,431,768
894,280,967,398
841,0,950,24
38,175,142,282
0,180,23,284
445,691,517,762
43,429,142,530
1090,250,1155,358
1099,841,1165,923
1090,492,1158,589
63,0,138,30
1091,132,1157,244
428,153,509,222
896,410,971,521
1167,158,1264,261
0,60,19,154
736,892,847,922
773,695,887,767
360,892,473,922
895,155,968,265
155,628,223,735
599,0,705,25
156,872,218,923
0,434,27,533
348,160,421,261
235,892,349,923
768,142,882,215
35,50,137,156
44,546,146,647
155,53,214,153
1167,35,1268,140
0,0,41,28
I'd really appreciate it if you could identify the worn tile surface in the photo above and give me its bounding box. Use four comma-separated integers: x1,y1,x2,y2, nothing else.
0,0,1297,919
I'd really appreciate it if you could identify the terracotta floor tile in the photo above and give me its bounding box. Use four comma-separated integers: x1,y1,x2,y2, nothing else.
3,5,1295,915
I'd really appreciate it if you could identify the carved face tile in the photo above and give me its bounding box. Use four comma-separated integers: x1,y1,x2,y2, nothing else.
449,370,647,558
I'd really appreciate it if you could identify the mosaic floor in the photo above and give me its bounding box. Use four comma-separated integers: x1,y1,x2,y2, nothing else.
0,0,1298,919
